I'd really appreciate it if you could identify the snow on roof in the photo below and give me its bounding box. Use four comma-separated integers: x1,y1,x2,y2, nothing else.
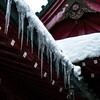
56,33,100,63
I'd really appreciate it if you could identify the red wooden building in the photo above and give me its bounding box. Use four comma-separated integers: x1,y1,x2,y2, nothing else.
0,0,100,100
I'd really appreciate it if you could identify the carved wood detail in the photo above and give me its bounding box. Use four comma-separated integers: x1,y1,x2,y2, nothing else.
59,1,97,21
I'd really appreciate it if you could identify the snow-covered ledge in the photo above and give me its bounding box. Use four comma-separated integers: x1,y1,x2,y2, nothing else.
5,0,81,85
56,33,100,63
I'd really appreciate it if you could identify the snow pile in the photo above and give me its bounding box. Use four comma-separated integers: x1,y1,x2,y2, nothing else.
5,0,81,85
56,33,100,63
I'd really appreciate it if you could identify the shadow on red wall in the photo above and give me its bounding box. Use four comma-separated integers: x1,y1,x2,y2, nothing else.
50,12,100,40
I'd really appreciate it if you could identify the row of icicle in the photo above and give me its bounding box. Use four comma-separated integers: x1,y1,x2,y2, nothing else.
5,0,80,92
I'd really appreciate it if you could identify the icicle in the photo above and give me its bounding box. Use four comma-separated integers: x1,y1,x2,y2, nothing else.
53,51,60,79
38,33,40,58
26,25,30,46
18,12,25,50
64,64,67,88
15,0,30,50
38,33,42,59
57,59,60,78
5,0,12,34
66,68,75,100
27,17,35,53
61,56,68,87
46,47,50,63
67,71,71,87
30,26,34,53
45,38,50,63
55,57,60,78
20,13,25,50
40,43,45,78
18,13,21,39
50,51,53,81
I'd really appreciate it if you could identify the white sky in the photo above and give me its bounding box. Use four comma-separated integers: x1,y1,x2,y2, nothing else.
24,0,48,12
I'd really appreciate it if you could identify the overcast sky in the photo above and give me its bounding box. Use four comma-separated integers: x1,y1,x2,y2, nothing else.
24,0,48,12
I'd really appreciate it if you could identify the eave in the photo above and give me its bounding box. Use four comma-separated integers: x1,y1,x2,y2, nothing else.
41,0,100,31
